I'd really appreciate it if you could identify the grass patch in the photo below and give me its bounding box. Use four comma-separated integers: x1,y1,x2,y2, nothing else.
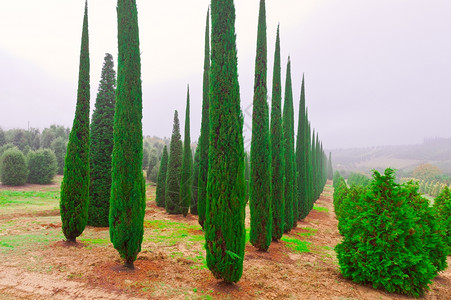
313,205,329,213
281,236,311,253
0,190,60,214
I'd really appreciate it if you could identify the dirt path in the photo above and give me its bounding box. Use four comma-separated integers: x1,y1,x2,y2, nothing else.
0,266,144,300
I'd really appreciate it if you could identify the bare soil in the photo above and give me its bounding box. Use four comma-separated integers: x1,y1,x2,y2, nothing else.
0,181,449,299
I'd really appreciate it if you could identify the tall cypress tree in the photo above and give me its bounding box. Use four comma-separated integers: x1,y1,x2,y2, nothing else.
165,111,183,214
109,0,146,269
206,0,246,283
60,1,90,242
282,57,295,232
250,0,272,251
297,75,309,220
191,145,200,215
88,53,116,227
181,87,193,217
198,8,210,228
270,25,284,241
155,145,168,208
327,152,333,180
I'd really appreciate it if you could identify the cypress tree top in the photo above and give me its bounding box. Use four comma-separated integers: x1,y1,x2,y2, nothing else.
88,53,116,227
165,110,183,214
271,25,285,240
109,0,146,269
180,86,193,217
198,8,211,228
250,0,272,251
283,57,295,232
60,0,90,242
206,0,246,283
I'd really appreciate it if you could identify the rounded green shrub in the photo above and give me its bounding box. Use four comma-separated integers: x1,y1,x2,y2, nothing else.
27,149,57,184
347,172,370,188
0,148,28,186
335,169,441,297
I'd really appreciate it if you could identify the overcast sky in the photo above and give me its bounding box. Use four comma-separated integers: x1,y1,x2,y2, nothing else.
0,0,450,149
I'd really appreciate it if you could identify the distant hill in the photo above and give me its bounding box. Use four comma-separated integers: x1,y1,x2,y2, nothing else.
330,138,451,177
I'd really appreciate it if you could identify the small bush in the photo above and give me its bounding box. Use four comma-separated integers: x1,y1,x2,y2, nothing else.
27,149,57,184
335,169,443,297
0,148,28,186
332,170,342,189
333,177,348,217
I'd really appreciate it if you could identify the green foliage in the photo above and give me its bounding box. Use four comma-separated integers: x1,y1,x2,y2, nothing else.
270,25,284,241
155,145,169,208
335,169,445,297
206,0,246,283
0,148,28,186
165,111,183,214
180,88,193,217
282,57,295,232
60,1,90,242
332,170,342,189
197,8,210,228
27,149,57,184
191,146,200,215
110,0,146,268
250,0,272,251
146,148,158,180
88,53,116,227
281,236,311,253
327,152,333,180
0,128,5,147
347,172,370,188
333,177,348,218
245,152,250,202
50,137,67,175
296,75,309,221
433,186,451,249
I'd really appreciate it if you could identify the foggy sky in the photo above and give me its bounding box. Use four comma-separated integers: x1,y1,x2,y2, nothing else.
0,0,450,150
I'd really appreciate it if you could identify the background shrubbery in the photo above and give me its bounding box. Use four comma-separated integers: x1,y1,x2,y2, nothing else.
0,148,28,186
27,149,57,184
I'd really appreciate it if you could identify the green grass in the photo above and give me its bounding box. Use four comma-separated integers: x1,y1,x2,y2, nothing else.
313,205,329,213
0,230,63,254
281,236,311,253
0,190,60,214
296,226,317,237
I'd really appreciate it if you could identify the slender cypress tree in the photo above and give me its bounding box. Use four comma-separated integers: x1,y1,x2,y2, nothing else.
191,145,200,215
205,0,246,283
308,123,314,211
312,130,317,201
155,145,168,208
270,25,284,241
88,53,116,227
198,8,211,228
250,0,272,251
165,111,183,214
282,57,295,232
109,0,146,269
296,75,309,220
60,1,90,242
181,87,193,217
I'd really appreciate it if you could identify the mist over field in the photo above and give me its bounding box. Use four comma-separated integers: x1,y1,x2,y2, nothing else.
1,0,450,149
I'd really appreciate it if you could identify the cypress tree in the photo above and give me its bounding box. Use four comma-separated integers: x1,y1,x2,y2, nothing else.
297,75,309,220
60,1,90,242
282,57,295,232
198,8,210,228
205,0,246,283
312,130,317,201
270,25,284,241
109,0,146,269
250,0,272,251
155,145,168,208
181,87,193,217
191,145,200,215
88,53,116,227
165,111,183,214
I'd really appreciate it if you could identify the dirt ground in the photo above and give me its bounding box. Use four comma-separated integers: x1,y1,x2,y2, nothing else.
0,180,450,299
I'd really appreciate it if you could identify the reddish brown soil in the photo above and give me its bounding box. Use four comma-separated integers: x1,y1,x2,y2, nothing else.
0,181,450,299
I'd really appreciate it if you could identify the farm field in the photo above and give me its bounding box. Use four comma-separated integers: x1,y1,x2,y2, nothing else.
0,178,450,299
